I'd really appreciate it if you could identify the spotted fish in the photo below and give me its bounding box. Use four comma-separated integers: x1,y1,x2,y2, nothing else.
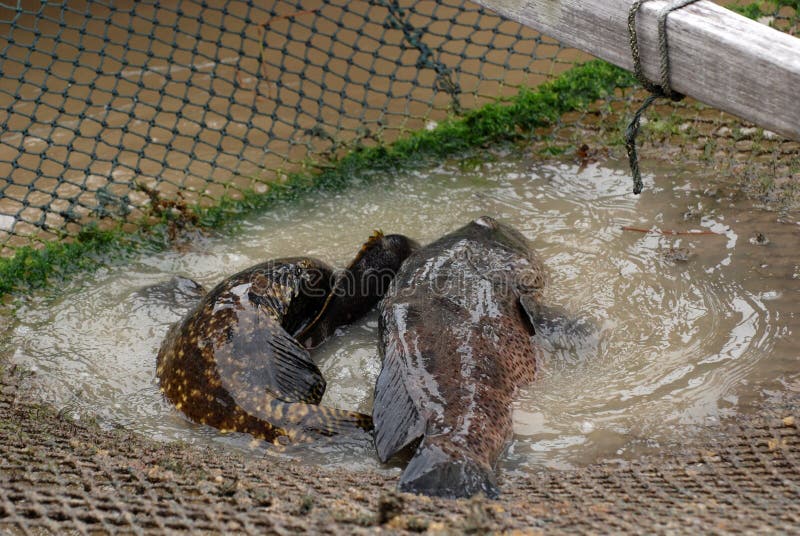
373,216,546,498
157,231,417,443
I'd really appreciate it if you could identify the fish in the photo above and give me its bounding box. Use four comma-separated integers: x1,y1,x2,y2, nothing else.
157,231,417,443
372,216,546,498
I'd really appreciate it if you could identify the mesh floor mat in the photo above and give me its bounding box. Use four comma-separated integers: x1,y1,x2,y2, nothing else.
2,366,800,533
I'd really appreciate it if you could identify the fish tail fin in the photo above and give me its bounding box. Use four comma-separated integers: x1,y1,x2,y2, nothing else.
284,403,373,441
398,443,499,499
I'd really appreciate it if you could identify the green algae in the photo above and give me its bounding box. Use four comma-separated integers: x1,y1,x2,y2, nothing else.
0,225,129,296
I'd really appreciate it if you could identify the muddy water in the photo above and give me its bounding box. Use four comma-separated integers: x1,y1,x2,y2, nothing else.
5,153,800,473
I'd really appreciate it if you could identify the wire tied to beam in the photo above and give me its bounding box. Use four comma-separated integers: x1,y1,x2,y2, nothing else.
626,0,701,194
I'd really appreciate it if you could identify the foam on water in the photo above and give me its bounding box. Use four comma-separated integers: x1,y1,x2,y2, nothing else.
6,154,799,472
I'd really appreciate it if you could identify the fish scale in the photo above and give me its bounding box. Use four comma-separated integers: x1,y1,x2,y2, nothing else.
373,216,544,498
157,233,417,444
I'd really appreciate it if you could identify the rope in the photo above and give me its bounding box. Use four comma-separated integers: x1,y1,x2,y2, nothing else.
379,0,463,114
626,0,701,194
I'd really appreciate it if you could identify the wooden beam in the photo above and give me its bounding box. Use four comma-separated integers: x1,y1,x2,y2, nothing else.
472,0,800,141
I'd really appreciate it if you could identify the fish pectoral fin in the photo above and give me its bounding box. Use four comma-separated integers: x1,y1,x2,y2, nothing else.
173,276,208,298
518,294,540,336
372,356,426,463
520,296,595,340
224,314,327,407
137,276,207,308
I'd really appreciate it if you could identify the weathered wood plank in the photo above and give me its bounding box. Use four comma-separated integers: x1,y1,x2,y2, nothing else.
472,0,800,141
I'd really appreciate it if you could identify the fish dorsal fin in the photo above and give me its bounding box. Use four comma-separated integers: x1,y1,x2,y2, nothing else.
216,310,327,410
295,231,385,346
344,229,385,271
521,297,595,341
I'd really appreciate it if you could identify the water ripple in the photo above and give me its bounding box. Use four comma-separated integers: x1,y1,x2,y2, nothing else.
6,154,796,471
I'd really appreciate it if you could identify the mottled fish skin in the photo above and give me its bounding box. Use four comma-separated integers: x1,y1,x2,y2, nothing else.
157,230,418,444
157,257,372,443
373,216,546,499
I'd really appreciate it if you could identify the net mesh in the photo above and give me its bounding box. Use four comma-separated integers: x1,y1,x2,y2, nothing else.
0,0,585,254
2,0,800,532
2,366,800,533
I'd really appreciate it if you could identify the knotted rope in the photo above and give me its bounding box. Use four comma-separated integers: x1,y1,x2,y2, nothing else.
626,0,702,194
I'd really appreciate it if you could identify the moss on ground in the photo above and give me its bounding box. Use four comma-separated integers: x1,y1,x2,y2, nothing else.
0,60,636,299
0,225,129,296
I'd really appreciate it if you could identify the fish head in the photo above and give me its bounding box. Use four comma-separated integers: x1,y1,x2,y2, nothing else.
470,216,531,255
343,231,419,296
468,216,548,300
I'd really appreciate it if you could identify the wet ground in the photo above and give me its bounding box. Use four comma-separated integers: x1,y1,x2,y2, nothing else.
5,151,799,477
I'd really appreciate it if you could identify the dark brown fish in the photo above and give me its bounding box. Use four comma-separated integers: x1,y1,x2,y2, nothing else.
157,231,417,443
373,216,546,498
297,233,420,349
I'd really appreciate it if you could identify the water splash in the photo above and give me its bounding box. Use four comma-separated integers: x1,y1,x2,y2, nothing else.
6,154,798,472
